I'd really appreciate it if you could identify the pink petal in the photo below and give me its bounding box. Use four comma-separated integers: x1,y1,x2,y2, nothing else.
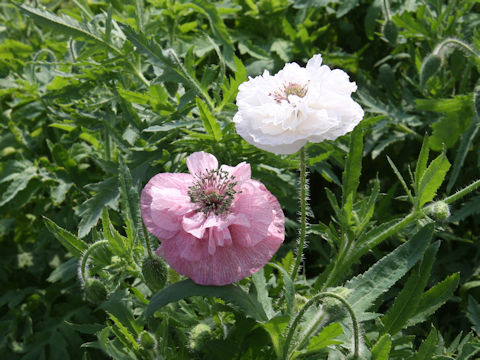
141,173,194,240
186,151,218,176
220,162,251,183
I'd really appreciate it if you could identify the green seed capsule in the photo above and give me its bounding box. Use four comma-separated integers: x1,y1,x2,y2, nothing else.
84,278,108,304
142,255,167,292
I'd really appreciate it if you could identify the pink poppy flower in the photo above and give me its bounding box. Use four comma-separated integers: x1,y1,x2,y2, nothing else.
140,151,285,286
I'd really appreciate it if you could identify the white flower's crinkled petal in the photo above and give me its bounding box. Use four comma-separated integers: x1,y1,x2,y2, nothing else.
233,53,364,154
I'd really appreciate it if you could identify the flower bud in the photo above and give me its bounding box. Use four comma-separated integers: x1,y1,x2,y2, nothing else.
84,278,108,304
142,255,167,291
420,54,443,85
139,330,157,350
427,201,450,221
294,294,308,311
383,21,398,44
188,323,211,351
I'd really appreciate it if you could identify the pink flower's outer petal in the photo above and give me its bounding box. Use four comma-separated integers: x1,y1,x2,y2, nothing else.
141,173,194,240
220,162,252,183
229,180,274,247
186,151,218,175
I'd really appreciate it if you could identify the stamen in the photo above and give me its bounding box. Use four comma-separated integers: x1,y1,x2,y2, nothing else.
188,169,238,216
271,82,308,104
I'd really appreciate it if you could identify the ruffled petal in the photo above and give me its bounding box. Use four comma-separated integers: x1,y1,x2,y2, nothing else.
141,173,194,240
186,151,218,175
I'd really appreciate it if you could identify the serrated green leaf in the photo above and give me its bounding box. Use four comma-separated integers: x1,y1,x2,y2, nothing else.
417,150,450,208
196,98,222,141
407,273,460,327
268,263,294,317
146,279,268,321
305,322,343,351
17,5,117,53
345,224,433,313
263,315,289,358
102,208,129,257
342,126,363,210
387,156,414,203
415,135,430,192
415,326,438,360
467,296,480,336
251,268,275,320
381,241,440,335
76,177,119,238
0,160,37,207
447,122,479,193
372,334,392,360
44,217,88,258
107,312,139,350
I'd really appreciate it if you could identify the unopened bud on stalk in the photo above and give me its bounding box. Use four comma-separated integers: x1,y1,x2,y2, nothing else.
139,330,157,350
420,54,443,85
142,255,167,291
84,278,108,304
426,201,450,221
294,294,308,311
383,21,398,44
189,323,211,351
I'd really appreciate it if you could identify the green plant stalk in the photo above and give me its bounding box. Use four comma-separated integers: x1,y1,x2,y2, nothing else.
145,231,154,258
291,147,307,282
80,240,109,284
282,292,360,360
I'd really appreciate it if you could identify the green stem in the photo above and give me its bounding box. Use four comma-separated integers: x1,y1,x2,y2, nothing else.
444,179,480,204
282,292,360,360
80,240,109,284
291,147,307,282
145,231,154,258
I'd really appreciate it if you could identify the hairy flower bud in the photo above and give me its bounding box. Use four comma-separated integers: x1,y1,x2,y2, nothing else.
189,323,211,351
139,330,157,350
383,21,398,44
427,201,450,221
84,278,108,304
142,255,168,292
420,54,443,85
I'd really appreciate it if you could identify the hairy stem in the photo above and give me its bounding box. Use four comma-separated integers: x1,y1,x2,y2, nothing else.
444,179,480,204
282,292,360,360
291,147,308,282
80,240,109,284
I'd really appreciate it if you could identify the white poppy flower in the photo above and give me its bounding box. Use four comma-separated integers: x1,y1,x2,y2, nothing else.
233,54,364,154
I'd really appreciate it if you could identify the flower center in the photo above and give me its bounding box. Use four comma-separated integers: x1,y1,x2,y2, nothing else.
188,169,237,216
271,82,308,104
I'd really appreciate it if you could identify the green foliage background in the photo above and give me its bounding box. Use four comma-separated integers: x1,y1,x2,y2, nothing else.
1,0,480,358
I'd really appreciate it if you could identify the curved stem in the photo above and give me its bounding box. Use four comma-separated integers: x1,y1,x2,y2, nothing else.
433,38,480,58
282,292,360,360
80,240,109,284
291,147,307,282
